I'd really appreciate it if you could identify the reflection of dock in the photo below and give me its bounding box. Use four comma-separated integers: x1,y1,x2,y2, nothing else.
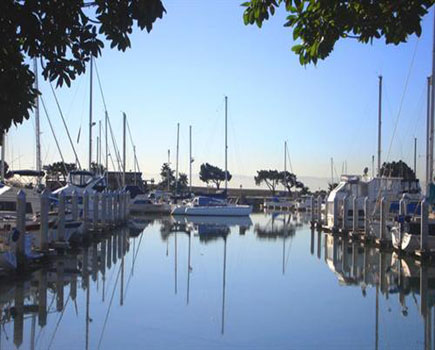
319,231,435,349
0,225,134,349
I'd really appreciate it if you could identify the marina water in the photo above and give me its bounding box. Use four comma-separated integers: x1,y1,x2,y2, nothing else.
0,212,430,349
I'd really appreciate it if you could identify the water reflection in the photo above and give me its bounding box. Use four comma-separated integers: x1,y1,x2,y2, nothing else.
0,214,435,349
321,232,435,349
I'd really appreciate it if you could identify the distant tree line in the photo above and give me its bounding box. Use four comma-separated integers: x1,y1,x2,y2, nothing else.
254,169,308,195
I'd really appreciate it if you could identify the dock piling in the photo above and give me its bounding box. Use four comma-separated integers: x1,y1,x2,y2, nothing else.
420,198,428,252
16,190,26,264
58,190,66,242
40,189,49,251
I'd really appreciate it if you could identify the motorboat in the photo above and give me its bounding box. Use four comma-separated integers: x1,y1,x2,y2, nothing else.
126,185,170,214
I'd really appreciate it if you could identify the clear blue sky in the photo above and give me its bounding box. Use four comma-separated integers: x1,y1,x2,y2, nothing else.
7,1,434,189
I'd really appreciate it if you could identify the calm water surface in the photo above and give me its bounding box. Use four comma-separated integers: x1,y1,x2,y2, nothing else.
0,212,432,349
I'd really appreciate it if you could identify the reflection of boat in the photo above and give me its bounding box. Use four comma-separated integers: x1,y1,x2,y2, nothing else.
174,215,252,228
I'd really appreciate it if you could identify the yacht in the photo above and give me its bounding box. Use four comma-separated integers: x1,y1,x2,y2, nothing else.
126,185,171,214
325,175,421,237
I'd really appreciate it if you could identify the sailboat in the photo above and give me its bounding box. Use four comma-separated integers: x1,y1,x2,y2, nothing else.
172,96,252,217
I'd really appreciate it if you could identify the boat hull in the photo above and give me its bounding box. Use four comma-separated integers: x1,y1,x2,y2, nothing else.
183,205,252,217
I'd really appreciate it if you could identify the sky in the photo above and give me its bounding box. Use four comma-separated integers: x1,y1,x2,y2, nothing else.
7,1,435,190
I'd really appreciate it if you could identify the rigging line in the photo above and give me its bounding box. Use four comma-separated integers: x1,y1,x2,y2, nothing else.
107,117,123,173
109,152,121,188
94,60,108,112
97,263,123,350
369,39,419,218
47,293,71,350
286,143,293,173
384,38,419,165
49,82,82,169
40,96,69,175
126,118,141,174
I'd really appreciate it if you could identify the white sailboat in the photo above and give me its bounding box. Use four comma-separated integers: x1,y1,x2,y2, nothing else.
172,96,252,217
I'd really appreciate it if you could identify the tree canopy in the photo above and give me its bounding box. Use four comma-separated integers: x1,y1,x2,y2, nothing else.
255,169,306,195
43,161,77,182
158,162,175,191
1,0,165,133
242,0,433,65
379,160,416,180
254,169,281,195
199,163,232,189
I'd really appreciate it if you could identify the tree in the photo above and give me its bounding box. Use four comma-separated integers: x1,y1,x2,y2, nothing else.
1,0,165,133
43,161,77,182
242,1,432,65
254,169,281,195
178,173,188,192
90,162,106,175
158,162,175,191
328,183,338,192
199,163,232,189
380,160,416,180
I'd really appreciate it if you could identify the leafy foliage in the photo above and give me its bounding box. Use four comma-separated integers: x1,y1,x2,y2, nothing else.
256,169,306,195
199,163,232,189
43,161,77,182
328,182,338,192
380,160,416,180
158,162,175,191
0,0,165,133
242,0,433,65
254,169,281,195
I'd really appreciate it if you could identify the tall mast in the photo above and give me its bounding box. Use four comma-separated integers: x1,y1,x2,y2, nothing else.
89,56,94,171
225,96,228,192
1,133,5,182
99,120,102,175
122,113,126,187
429,10,435,195
33,58,41,183
427,77,431,194
284,141,287,190
414,137,417,177
175,123,179,194
189,125,192,193
330,157,334,184
133,145,137,186
167,149,170,192
105,111,108,184
377,75,382,177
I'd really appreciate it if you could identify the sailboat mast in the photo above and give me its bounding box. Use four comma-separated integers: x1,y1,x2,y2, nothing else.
89,56,93,171
284,141,287,190
225,96,228,192
105,111,108,183
189,125,192,193
175,123,179,194
122,113,126,187
429,10,435,195
427,77,431,194
330,157,334,184
167,149,170,192
377,75,382,177
1,133,5,182
33,58,41,183
414,137,417,177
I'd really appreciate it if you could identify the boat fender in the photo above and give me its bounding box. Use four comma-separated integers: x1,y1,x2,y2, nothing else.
11,228,20,242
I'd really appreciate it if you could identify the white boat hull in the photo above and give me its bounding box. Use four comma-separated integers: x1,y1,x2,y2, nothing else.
183,205,252,217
